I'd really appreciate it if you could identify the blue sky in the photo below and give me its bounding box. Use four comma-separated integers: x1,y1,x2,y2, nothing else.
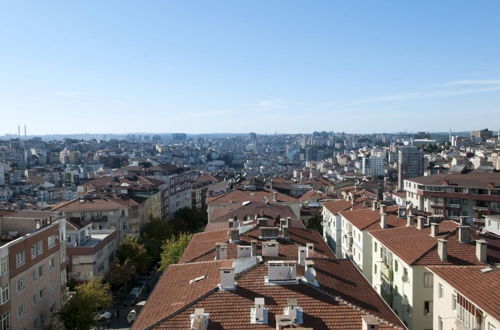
1,1,499,135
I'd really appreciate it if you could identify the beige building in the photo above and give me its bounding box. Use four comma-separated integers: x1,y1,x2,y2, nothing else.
0,210,67,330
428,265,499,330
65,219,117,282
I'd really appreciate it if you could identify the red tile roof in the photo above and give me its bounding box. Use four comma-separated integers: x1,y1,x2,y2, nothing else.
428,265,500,321
322,200,357,214
206,189,298,204
407,171,500,188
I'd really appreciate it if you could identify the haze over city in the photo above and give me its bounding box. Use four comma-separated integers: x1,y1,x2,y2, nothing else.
1,1,500,135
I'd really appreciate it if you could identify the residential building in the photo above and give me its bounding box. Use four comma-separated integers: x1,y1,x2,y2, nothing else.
485,215,500,236
0,210,67,330
65,219,117,282
428,265,499,330
362,156,385,177
191,174,218,209
404,171,500,219
398,146,424,190
370,219,490,329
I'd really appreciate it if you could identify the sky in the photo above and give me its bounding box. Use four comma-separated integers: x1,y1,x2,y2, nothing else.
1,1,500,135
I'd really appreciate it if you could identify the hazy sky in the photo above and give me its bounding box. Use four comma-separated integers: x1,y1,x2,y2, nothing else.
1,1,500,135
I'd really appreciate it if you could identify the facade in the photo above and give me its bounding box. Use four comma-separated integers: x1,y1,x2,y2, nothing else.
398,146,424,190
362,156,385,177
0,211,67,330
370,219,488,330
404,171,500,219
485,215,500,236
65,219,117,282
428,265,499,330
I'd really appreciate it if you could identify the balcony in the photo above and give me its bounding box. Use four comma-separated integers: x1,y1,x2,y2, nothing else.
446,203,461,209
90,215,108,223
381,291,393,306
473,205,489,212
380,264,393,282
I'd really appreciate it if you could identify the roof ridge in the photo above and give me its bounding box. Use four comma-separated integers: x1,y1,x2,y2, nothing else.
410,227,459,265
173,258,234,267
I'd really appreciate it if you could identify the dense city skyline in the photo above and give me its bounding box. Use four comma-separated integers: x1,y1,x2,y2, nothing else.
1,1,500,134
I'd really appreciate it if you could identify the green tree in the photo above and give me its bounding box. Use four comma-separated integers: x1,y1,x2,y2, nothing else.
117,236,150,275
306,212,323,233
159,233,192,270
58,278,112,330
104,260,137,292
141,217,175,262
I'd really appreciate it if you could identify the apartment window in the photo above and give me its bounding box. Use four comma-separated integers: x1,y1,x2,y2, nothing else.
394,260,398,272
488,323,496,330
32,294,39,306
374,264,377,274
16,278,25,292
37,241,43,255
49,280,56,293
48,258,55,271
48,235,57,248
16,251,25,267
38,265,44,278
17,303,26,318
423,272,433,287
452,293,457,310
61,269,67,286
424,300,433,315
50,303,56,313
0,285,9,305
0,257,8,276
39,288,45,299
0,312,9,330
438,283,443,299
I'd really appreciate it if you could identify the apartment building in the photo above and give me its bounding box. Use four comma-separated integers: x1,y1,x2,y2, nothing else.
428,265,499,330
0,210,67,330
404,171,500,219
191,174,218,209
362,156,386,177
369,218,489,330
52,194,142,240
133,218,405,329
398,146,424,190
65,219,117,282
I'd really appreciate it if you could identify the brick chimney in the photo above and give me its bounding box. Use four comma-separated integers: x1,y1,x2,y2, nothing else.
438,239,447,261
476,239,487,263
431,223,439,237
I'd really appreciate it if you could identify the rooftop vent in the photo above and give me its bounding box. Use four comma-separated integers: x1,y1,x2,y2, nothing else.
190,308,209,330
237,245,251,259
250,297,268,324
275,315,294,330
219,267,236,291
406,215,414,227
262,241,279,257
283,298,303,325
476,239,487,263
380,213,387,229
417,216,425,230
189,275,206,284
267,260,297,282
215,242,227,261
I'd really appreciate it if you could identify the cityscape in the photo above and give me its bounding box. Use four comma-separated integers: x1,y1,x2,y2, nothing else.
1,1,500,330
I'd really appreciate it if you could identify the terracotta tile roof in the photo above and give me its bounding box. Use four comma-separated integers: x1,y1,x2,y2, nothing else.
179,229,230,263
363,214,408,231
210,202,297,223
206,189,298,204
299,189,327,202
407,171,500,188
339,209,383,230
133,259,233,330
2,210,56,219
322,200,357,214
52,194,138,212
428,265,500,320
371,221,487,266
143,261,404,329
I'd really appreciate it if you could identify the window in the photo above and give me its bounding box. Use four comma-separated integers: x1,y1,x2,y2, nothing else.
39,288,44,299
49,280,56,292
16,278,25,292
31,244,37,258
452,293,457,311
17,303,25,318
50,303,56,313
374,242,378,252
438,283,443,299
423,272,433,287
48,235,57,248
489,323,496,330
374,264,377,274
37,241,43,255
48,258,55,271
32,294,38,306
424,300,433,315
0,257,7,276
0,285,8,305
394,260,398,272
16,251,25,267
0,312,9,330
38,265,44,278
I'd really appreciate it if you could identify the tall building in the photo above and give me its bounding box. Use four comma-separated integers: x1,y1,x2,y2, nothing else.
0,164,5,186
398,146,424,190
362,156,385,177
0,210,67,330
471,128,493,142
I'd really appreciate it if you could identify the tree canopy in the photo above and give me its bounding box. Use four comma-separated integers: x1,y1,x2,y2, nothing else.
159,233,192,270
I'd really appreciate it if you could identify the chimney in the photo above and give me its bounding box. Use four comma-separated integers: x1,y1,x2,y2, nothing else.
438,239,447,261
476,239,487,263
219,267,236,290
380,204,386,214
283,298,303,325
458,226,470,243
372,201,377,211
380,213,387,229
251,298,268,325
267,260,297,281
190,308,209,330
431,223,439,237
306,243,314,258
272,191,277,202
298,246,307,266
237,245,251,259
228,218,234,228
406,215,413,227
304,260,317,285
417,216,425,230
279,218,287,230
361,315,380,330
257,218,267,227
230,228,240,242
251,240,258,257
215,242,227,260
275,315,293,330
262,241,279,257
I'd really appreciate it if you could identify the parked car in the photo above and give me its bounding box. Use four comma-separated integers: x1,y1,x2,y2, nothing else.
129,286,143,298
127,301,147,324
96,311,112,322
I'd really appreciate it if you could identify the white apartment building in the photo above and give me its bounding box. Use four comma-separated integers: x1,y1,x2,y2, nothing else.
370,219,487,330
428,265,499,330
484,215,500,236
321,199,359,255
362,156,386,177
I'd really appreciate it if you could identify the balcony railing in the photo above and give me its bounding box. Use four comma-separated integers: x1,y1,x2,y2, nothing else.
380,264,394,282
446,203,461,209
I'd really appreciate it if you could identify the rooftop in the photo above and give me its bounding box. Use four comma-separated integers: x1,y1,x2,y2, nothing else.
407,171,500,188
